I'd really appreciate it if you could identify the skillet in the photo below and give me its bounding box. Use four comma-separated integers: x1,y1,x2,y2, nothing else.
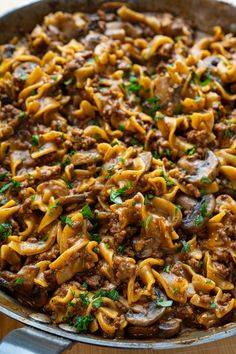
0,0,236,352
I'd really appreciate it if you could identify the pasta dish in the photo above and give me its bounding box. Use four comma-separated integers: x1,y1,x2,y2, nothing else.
0,3,236,339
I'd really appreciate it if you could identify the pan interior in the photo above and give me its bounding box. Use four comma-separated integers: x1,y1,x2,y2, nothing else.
0,0,236,349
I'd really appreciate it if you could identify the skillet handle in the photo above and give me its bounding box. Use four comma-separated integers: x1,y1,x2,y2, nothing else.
0,326,73,354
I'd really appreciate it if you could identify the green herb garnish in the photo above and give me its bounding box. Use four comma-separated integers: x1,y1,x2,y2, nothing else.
156,296,173,307
15,277,24,285
143,96,160,117
73,315,94,332
31,135,39,146
64,78,74,86
92,298,104,309
79,292,90,307
93,288,119,301
19,112,26,120
224,129,233,138
81,204,93,219
117,244,126,254
0,223,12,240
110,182,131,204
60,215,74,227
210,300,216,309
201,176,212,184
144,193,155,205
145,215,152,231
163,265,171,273
0,173,7,181
186,147,196,156
89,232,101,243
182,240,190,254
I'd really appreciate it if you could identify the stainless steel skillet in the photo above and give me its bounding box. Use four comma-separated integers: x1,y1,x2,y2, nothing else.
0,0,236,352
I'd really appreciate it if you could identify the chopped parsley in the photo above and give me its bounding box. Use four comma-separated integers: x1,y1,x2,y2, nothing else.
48,201,61,210
69,150,76,156
181,240,190,254
174,103,182,115
0,173,7,181
173,287,179,294
79,292,90,307
89,232,101,243
124,76,142,95
31,195,36,202
152,151,161,159
52,74,58,81
73,314,94,332
92,297,104,309
60,215,74,227
186,147,196,156
19,112,26,120
144,193,155,205
224,129,233,138
163,265,171,273
160,172,176,187
118,123,125,131
31,135,39,146
165,148,171,157
12,180,21,190
81,204,93,219
117,244,126,254
67,301,75,308
61,157,71,168
0,182,12,194
64,78,74,86
130,138,143,146
15,277,24,285
66,180,73,189
194,215,204,225
93,288,119,301
0,180,21,194
0,223,12,240
143,96,160,117
201,176,212,184
111,141,119,147
107,164,115,178
30,89,37,96
156,296,173,307
194,200,209,225
81,282,88,289
200,72,212,87
110,182,131,204
210,300,216,309
145,215,152,231
118,157,125,163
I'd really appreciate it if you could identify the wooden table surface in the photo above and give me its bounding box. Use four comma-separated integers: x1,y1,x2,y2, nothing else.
1,0,236,353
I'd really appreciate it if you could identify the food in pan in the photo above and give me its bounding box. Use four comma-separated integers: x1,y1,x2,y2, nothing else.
0,3,235,339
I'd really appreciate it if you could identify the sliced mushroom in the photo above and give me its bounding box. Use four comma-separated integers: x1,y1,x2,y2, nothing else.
182,194,215,233
176,194,197,212
126,324,159,338
70,149,102,166
0,266,48,308
139,151,152,172
178,151,219,186
125,289,167,327
158,318,182,338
